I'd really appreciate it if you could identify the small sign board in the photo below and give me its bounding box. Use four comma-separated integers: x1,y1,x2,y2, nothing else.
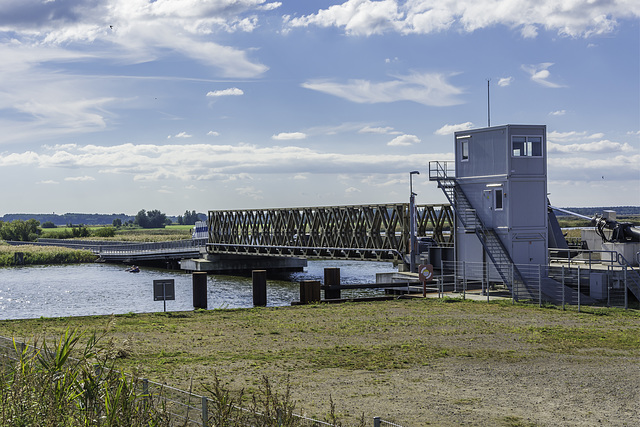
419,264,434,283
153,279,175,301
418,264,434,298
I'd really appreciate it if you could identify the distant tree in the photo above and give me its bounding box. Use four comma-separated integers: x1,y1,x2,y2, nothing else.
0,219,41,241
41,221,57,229
178,210,201,225
134,209,167,228
134,210,150,228
112,218,122,228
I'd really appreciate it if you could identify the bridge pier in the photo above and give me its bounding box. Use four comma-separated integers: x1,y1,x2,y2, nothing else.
180,253,306,274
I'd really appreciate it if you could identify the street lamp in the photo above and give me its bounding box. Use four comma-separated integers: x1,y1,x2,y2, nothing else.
409,171,420,273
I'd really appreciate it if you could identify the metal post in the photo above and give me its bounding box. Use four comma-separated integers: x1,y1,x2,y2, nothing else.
409,170,419,273
142,378,150,412
561,266,565,311
577,265,581,313
373,416,381,427
624,266,628,309
511,263,515,303
202,396,208,427
486,262,489,303
538,264,542,308
463,261,466,300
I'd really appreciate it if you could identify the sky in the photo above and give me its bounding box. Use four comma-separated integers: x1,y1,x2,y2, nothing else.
0,0,638,216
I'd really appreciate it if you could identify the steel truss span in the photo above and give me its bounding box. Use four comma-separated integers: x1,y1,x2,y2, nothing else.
207,203,453,261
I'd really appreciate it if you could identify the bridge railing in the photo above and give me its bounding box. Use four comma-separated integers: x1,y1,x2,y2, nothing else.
207,203,453,261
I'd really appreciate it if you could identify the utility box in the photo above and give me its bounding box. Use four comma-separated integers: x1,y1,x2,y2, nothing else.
454,125,549,268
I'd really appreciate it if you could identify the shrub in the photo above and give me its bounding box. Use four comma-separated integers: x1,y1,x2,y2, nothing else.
93,227,116,238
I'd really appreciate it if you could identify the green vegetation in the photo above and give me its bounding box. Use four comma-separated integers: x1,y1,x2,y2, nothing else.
0,219,41,241
1,299,638,425
0,244,97,266
0,326,362,426
0,328,164,426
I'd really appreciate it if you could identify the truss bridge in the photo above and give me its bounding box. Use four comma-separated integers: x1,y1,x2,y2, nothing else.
207,203,453,262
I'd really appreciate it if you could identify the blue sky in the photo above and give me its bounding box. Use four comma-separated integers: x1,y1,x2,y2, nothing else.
0,0,638,216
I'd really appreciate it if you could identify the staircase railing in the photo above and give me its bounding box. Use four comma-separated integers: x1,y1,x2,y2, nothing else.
428,161,534,300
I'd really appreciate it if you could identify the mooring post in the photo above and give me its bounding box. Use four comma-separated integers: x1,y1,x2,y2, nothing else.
373,416,381,427
300,280,321,304
192,272,208,310
252,270,267,307
324,267,341,300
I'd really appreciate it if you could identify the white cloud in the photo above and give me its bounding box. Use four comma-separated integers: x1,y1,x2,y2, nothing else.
358,126,400,134
497,77,513,87
549,110,566,116
285,0,637,38
548,131,608,142
0,142,452,180
548,140,635,154
434,122,473,135
37,180,59,185
207,131,220,136
302,72,465,107
168,132,192,139
65,176,95,182
345,186,361,193
236,186,263,200
387,134,420,146
272,132,307,140
522,63,565,88
206,88,244,97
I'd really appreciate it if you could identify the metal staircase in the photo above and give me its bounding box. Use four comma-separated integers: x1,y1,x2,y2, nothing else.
429,162,535,300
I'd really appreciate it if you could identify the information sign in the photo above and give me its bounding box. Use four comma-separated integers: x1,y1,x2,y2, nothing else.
153,279,175,312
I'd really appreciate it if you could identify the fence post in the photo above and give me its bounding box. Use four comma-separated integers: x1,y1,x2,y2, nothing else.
538,264,542,308
561,266,565,310
511,263,515,303
142,378,150,412
462,261,466,300
577,265,581,313
624,266,628,309
373,417,381,427
201,396,208,427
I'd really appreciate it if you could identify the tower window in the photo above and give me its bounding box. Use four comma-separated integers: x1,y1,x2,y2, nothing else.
495,189,503,210
512,136,543,157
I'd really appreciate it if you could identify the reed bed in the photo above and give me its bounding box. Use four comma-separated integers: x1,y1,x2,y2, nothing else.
0,244,97,267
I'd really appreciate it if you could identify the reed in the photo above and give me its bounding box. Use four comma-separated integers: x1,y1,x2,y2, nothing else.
0,244,97,267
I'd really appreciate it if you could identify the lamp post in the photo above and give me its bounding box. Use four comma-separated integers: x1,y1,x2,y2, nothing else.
409,170,420,273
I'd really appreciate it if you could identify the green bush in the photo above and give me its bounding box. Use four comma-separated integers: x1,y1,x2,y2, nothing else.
0,328,168,426
93,227,116,238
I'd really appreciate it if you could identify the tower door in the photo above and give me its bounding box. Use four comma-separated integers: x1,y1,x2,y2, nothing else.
482,190,493,228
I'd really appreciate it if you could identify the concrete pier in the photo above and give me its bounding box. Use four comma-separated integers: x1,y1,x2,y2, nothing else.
180,253,306,274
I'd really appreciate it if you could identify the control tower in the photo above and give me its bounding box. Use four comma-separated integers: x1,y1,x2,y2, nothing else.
430,124,551,300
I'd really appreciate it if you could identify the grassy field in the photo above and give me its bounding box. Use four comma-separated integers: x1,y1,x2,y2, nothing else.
1,299,639,426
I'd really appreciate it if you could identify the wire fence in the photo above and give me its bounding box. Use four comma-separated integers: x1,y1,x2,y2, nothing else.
0,335,403,427
437,257,637,309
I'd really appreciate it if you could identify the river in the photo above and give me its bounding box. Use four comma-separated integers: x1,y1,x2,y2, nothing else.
0,260,397,320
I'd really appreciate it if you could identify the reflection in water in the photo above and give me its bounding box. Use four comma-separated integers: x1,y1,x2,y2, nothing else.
0,260,397,320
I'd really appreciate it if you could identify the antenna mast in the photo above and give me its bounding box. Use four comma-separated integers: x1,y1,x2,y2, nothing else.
487,79,491,127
